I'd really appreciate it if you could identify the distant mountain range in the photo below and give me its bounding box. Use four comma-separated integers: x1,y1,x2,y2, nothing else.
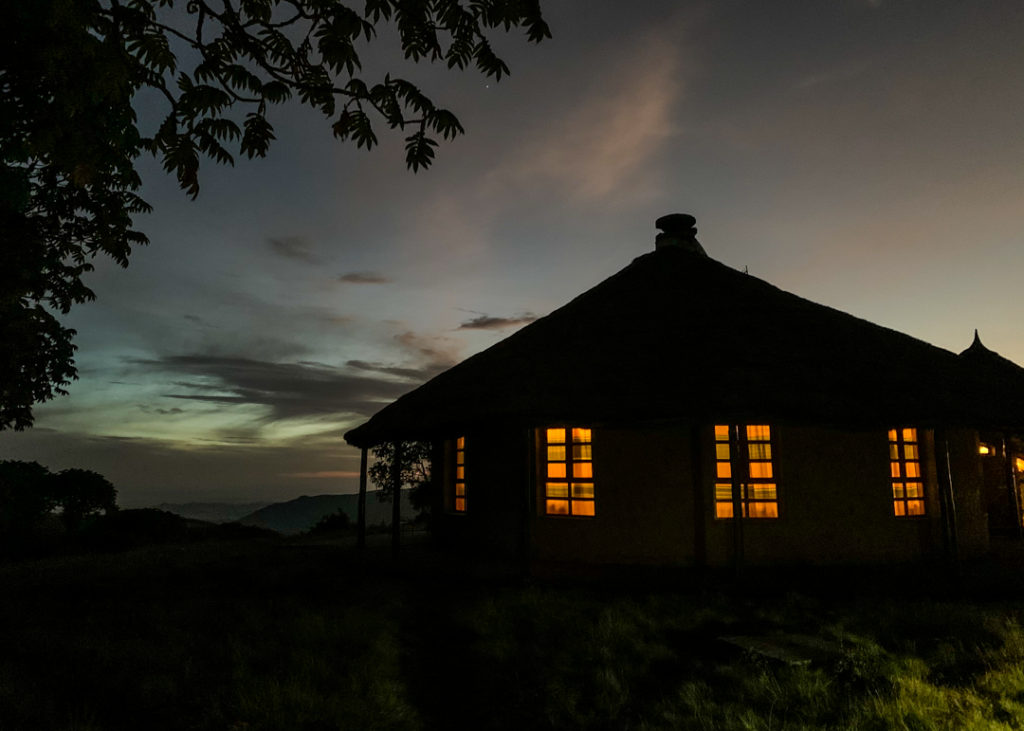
156,491,415,535
153,501,270,524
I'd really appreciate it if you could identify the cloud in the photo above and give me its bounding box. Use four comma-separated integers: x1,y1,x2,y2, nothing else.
338,271,392,284
268,236,316,262
497,32,685,203
0,428,366,507
128,354,418,422
393,331,461,366
345,359,448,381
457,313,539,330
279,470,361,479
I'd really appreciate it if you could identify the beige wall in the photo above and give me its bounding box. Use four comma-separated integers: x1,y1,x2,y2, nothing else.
437,423,988,567
529,425,696,564
702,426,943,566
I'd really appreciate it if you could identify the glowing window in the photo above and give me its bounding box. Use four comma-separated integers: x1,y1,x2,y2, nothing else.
543,427,595,517
714,424,778,519
890,428,925,517
453,436,466,512
979,443,993,456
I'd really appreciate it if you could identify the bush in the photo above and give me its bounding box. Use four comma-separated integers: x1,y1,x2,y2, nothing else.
80,509,189,552
307,509,352,535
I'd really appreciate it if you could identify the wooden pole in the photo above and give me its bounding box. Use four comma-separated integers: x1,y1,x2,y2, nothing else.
357,447,368,549
730,424,745,578
391,442,403,558
1003,434,1022,539
690,424,707,569
521,427,534,577
935,429,960,573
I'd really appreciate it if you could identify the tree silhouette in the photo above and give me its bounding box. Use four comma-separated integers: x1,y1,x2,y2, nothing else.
369,441,432,509
49,468,118,531
2,0,549,429
0,461,54,542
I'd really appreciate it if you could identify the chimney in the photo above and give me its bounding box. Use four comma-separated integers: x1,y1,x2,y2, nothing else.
655,213,707,256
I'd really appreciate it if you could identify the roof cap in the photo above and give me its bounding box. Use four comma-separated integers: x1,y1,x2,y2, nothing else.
655,213,707,256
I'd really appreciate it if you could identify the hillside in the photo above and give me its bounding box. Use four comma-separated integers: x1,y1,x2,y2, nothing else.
154,502,270,524
237,491,415,535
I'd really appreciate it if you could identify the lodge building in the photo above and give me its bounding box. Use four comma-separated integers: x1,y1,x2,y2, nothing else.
345,215,1024,567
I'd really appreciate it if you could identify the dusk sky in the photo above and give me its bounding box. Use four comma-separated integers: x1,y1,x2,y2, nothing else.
3,0,1023,507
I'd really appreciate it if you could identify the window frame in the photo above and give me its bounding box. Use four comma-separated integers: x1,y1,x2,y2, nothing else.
713,423,780,520
541,426,596,518
452,436,466,513
889,427,926,517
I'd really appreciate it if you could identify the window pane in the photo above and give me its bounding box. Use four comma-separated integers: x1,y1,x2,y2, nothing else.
545,482,569,498
573,462,593,479
571,482,594,499
716,503,734,518
546,500,569,515
748,502,778,518
903,427,917,443
715,424,730,440
748,443,771,460
572,428,592,443
894,501,906,516
749,462,773,479
547,463,566,478
747,425,770,441
716,444,730,460
905,462,920,478
888,429,898,441
572,500,595,516
455,484,465,497
715,483,733,501
457,451,464,465
456,466,464,480
889,444,899,460
904,444,918,460
547,445,566,462
457,436,465,449
572,444,592,461
905,482,923,498
716,462,732,479
750,483,776,500
890,462,901,478
546,428,566,444
907,500,925,516
892,482,905,498
455,497,465,511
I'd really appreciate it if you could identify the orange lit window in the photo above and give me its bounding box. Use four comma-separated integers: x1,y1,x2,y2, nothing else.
714,424,779,519
543,427,595,517
979,443,994,456
453,436,466,512
890,427,925,517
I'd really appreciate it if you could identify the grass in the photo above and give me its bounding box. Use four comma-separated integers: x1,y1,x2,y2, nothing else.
2,538,1024,730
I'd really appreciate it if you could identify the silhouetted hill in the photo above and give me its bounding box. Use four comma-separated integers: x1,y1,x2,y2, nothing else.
154,502,270,524
238,491,414,535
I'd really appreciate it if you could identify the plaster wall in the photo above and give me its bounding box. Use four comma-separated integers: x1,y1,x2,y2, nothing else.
703,426,945,566
529,425,694,564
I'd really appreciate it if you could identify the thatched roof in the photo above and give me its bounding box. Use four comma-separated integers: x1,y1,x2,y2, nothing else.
346,235,1024,448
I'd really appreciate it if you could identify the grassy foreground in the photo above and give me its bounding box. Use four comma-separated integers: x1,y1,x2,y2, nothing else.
2,538,1024,730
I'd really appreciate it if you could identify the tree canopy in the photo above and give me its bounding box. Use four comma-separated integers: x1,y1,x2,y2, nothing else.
1,0,549,430
0,461,118,550
369,440,432,509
